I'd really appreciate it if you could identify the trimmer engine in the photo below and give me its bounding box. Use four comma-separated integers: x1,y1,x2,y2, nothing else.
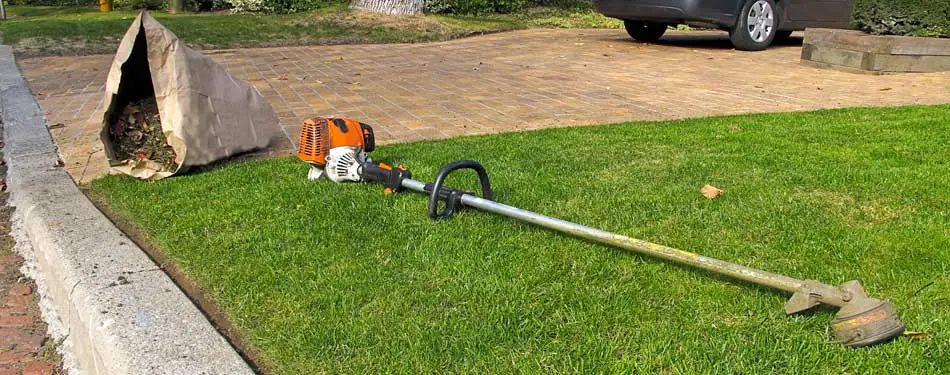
297,117,375,182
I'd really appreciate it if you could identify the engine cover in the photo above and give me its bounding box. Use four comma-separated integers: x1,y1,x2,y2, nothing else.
317,146,371,183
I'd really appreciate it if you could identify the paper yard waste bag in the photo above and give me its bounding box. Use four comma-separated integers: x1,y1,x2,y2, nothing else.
100,11,280,180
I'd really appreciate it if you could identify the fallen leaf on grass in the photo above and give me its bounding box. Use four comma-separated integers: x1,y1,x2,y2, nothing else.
702,184,723,199
48,123,65,129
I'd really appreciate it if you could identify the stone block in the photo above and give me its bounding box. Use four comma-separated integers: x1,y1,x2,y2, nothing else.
802,28,950,73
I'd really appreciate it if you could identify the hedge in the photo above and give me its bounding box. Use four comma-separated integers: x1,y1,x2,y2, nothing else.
221,0,589,16
852,0,950,38
6,0,589,16
11,0,96,5
220,0,340,13
426,0,592,15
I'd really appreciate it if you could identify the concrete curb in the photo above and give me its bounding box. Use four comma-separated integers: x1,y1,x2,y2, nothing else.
0,46,255,374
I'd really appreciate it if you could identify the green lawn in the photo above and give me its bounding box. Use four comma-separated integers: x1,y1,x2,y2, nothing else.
89,106,950,374
0,5,620,56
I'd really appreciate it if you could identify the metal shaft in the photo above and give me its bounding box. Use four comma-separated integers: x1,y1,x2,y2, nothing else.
399,174,908,346
401,178,806,293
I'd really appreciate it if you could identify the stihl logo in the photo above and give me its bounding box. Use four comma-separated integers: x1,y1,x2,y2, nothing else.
835,309,887,328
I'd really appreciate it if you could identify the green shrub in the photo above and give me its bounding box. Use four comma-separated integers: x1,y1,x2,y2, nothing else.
11,0,96,5
426,0,593,15
530,0,592,10
852,0,950,37
113,0,165,10
225,0,339,13
186,0,217,11
10,0,222,10
425,0,528,15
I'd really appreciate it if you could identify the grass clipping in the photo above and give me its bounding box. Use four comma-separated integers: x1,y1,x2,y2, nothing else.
108,97,179,172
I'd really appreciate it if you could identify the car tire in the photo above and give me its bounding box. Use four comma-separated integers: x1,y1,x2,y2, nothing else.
729,0,778,51
624,20,668,42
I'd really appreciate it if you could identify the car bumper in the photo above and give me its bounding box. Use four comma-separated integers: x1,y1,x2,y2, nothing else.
595,0,734,26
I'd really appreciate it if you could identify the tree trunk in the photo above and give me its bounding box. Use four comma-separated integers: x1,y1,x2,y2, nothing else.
349,0,424,16
169,0,183,14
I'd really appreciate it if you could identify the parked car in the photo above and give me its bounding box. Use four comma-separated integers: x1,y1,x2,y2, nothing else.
595,0,853,50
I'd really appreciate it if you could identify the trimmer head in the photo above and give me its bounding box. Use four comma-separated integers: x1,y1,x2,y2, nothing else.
786,280,904,347
831,293,905,347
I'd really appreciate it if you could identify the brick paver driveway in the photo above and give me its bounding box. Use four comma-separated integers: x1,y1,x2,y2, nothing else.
19,29,950,183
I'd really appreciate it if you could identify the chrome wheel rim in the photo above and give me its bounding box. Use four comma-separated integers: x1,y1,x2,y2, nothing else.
747,0,774,43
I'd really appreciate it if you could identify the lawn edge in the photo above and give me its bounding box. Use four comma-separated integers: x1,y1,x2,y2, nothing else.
84,189,274,373
0,44,255,374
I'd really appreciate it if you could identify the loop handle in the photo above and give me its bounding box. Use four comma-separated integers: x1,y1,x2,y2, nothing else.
427,160,493,220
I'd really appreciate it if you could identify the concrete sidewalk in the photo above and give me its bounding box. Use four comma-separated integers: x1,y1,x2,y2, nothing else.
19,29,950,183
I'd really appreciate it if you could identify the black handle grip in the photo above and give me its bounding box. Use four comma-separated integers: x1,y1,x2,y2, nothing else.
360,162,391,184
360,162,412,192
427,160,493,220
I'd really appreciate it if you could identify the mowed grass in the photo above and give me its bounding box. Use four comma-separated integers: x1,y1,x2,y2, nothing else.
89,106,950,374
0,5,620,57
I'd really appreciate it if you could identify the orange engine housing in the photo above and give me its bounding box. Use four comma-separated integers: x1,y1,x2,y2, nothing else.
297,117,375,166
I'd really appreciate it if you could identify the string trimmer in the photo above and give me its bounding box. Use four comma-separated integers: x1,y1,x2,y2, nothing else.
296,117,905,347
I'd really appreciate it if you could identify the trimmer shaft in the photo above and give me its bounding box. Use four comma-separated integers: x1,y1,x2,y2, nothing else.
359,160,905,347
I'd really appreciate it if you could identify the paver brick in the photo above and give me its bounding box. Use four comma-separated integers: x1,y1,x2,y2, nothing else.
1,295,30,309
22,362,55,375
0,257,18,266
0,351,24,364
7,285,30,297
0,308,28,318
17,29,950,184
0,328,44,351
0,316,33,328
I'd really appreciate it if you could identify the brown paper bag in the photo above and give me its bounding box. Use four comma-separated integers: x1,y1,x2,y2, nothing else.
100,11,280,180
